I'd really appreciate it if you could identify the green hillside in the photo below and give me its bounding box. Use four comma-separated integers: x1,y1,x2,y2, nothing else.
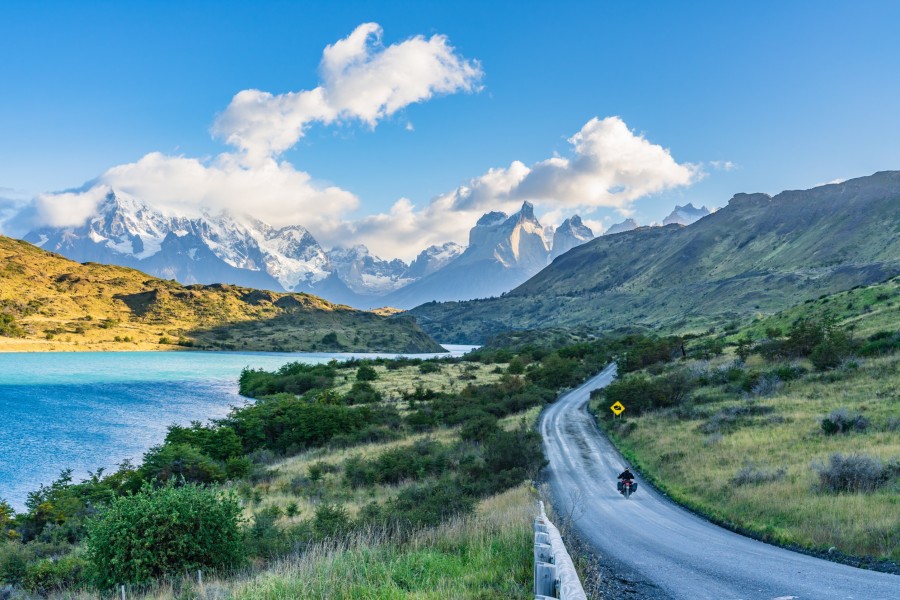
411,172,900,342
0,235,442,353
591,277,900,565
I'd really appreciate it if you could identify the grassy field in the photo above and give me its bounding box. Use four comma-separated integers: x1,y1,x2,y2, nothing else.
591,282,900,564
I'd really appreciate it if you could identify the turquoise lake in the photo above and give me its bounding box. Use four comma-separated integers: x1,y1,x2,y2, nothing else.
0,347,471,511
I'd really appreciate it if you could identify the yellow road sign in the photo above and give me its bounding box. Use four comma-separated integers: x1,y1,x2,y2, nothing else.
610,401,625,416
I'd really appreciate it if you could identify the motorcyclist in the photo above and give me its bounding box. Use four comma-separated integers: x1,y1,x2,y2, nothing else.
617,467,637,493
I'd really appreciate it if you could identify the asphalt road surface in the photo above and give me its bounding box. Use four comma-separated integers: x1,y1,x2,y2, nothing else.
540,364,899,600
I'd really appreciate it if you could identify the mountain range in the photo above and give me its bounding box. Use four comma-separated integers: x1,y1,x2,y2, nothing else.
408,171,900,342
23,191,601,309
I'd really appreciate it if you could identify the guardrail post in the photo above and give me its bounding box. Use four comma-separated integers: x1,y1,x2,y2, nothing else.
533,500,588,600
534,561,557,596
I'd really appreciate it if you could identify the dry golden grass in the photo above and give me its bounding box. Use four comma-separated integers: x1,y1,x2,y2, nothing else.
0,235,442,353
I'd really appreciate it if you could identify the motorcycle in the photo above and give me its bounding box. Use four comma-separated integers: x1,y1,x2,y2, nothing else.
617,479,637,499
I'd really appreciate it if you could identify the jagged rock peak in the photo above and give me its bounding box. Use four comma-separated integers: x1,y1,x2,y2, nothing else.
662,203,711,226
604,218,639,235
405,242,464,279
550,215,594,260
476,211,508,227
518,201,536,221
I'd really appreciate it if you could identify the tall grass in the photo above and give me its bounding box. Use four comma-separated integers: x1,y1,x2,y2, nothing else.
48,485,536,600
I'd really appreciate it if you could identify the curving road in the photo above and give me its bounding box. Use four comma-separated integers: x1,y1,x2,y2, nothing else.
540,364,899,600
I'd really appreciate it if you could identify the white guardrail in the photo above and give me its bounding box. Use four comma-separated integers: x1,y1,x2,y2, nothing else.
533,500,588,600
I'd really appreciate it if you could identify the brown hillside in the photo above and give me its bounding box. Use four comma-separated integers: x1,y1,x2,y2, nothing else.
0,236,442,353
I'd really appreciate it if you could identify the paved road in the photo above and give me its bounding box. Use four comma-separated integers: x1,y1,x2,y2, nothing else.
540,364,899,600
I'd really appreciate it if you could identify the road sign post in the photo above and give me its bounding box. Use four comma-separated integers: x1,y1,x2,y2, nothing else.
610,401,625,416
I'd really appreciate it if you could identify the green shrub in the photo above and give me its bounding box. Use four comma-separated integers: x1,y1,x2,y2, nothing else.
389,477,474,527
0,312,24,338
85,483,244,588
238,362,337,398
0,542,31,584
459,413,499,442
164,423,243,461
418,361,442,374
820,408,869,435
223,396,376,453
343,440,449,488
313,503,351,539
355,364,378,381
225,456,253,479
858,331,900,356
247,506,292,558
813,453,897,493
22,552,88,595
343,381,383,404
140,443,225,484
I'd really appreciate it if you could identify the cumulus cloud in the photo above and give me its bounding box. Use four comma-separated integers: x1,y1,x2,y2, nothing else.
212,22,482,164
20,153,359,235
9,23,480,243
6,23,700,264
346,116,700,259
709,160,737,171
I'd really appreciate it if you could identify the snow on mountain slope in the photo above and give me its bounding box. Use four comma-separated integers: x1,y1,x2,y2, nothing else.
326,245,411,295
604,218,638,235
662,203,711,226
404,242,464,279
550,215,593,261
24,188,600,307
381,202,551,308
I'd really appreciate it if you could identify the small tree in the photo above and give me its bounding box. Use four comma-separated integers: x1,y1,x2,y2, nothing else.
86,483,244,587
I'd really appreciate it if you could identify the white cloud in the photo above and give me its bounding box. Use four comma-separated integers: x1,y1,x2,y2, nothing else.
9,23,480,246
6,19,700,266
23,153,359,234
212,22,482,165
346,116,700,259
710,160,737,171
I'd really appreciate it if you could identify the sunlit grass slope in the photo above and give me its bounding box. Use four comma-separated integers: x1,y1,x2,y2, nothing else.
0,235,441,353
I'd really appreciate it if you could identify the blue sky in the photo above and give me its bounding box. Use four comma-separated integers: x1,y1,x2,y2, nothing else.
2,1,899,259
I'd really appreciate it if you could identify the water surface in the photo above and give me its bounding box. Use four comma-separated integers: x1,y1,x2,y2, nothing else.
0,347,472,511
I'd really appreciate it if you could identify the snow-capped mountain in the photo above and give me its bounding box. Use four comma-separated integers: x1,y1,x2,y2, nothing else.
550,215,593,261
461,202,549,271
604,218,638,235
326,245,411,295
662,203,711,226
25,189,329,291
22,188,601,309
382,202,551,308
404,242,464,279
